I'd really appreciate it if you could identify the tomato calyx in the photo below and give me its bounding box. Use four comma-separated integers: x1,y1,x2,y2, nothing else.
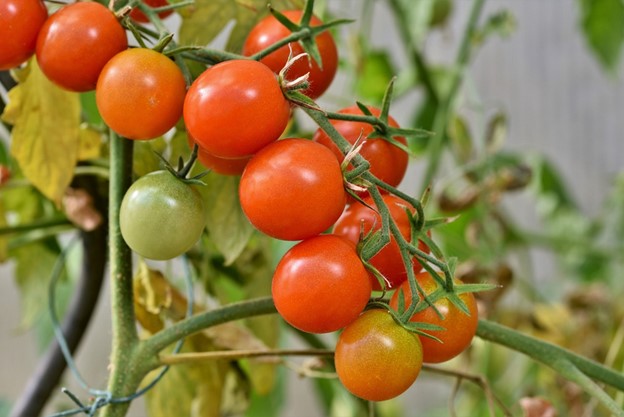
364,301,445,343
156,144,208,186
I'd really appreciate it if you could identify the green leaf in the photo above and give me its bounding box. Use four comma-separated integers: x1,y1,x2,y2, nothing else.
447,115,473,163
355,50,396,104
132,138,167,178
200,174,254,264
178,0,303,53
485,112,507,155
530,156,578,216
579,0,624,73
0,398,11,417
1,60,81,206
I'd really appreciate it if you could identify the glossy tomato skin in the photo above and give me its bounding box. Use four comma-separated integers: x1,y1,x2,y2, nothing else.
129,0,173,23
272,234,372,333
335,309,423,401
390,271,479,363
96,48,186,140
242,10,338,99
313,105,408,194
333,194,429,290
184,59,290,158
239,138,346,241
120,170,206,260
0,0,48,70
36,2,127,92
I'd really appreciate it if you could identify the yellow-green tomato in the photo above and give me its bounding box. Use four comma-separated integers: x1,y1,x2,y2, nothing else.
120,170,206,260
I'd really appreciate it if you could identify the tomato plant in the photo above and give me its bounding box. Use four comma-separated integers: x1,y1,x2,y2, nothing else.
129,0,173,23
313,105,408,194
390,271,479,364
96,48,186,140
333,194,429,290
35,2,127,92
334,309,423,401
119,170,206,260
239,138,346,241
272,234,372,333
183,59,291,158
0,0,48,70
242,10,338,99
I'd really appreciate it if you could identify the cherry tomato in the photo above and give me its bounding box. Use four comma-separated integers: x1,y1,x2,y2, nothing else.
272,234,372,333
120,170,206,260
333,194,429,290
242,10,338,99
239,138,346,241
187,135,249,176
389,271,479,363
96,48,186,140
184,59,290,158
0,0,48,70
36,2,127,92
335,309,423,401
129,0,173,23
313,105,408,195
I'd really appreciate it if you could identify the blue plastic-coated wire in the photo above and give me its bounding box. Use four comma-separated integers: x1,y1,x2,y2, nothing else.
47,250,196,416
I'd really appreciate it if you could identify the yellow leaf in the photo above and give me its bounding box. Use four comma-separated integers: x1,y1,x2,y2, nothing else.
77,124,102,161
1,60,81,206
178,0,303,52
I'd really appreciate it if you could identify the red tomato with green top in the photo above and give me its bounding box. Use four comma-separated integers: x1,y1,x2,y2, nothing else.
242,10,338,99
390,271,479,363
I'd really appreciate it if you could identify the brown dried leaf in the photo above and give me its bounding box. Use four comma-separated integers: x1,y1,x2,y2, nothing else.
519,397,557,417
62,187,103,231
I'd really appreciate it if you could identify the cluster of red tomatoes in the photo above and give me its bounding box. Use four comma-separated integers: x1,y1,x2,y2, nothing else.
1,0,478,403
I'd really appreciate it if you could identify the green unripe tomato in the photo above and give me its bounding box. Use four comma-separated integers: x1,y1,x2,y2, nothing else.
120,170,206,260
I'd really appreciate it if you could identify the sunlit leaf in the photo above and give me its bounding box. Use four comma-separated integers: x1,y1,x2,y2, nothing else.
201,174,254,264
77,125,103,161
1,60,81,206
178,0,303,53
579,0,624,73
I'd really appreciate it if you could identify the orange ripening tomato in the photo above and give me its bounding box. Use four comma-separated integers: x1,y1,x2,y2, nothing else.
0,0,48,70
272,234,372,334
36,2,127,92
96,48,186,140
313,105,409,196
389,271,478,363
335,309,423,401
242,10,338,99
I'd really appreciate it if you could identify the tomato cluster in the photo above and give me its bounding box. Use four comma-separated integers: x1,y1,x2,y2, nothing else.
3,1,480,404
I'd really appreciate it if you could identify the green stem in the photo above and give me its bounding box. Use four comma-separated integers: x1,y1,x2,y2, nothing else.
420,0,486,193
101,132,139,417
477,319,624,392
143,297,277,357
0,217,71,236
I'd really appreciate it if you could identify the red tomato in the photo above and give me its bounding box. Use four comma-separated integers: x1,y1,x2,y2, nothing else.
272,234,372,333
0,0,48,70
187,135,249,176
36,2,127,92
389,271,479,363
335,309,423,401
313,105,408,195
96,48,186,140
239,138,346,241
242,10,338,99
129,0,173,23
333,194,429,290
0,165,10,186
183,59,291,158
